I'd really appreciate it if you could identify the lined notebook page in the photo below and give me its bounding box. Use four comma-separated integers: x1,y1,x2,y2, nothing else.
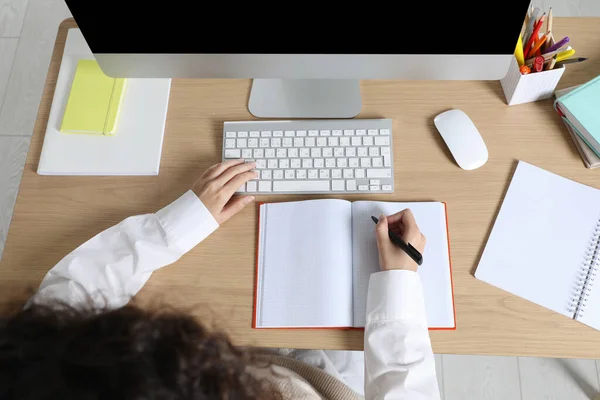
351,201,454,328
256,200,354,328
475,161,600,319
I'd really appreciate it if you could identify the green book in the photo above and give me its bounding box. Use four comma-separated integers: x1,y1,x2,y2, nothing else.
554,75,600,157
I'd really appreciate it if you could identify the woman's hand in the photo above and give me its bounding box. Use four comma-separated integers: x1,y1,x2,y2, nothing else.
192,159,257,224
375,209,426,272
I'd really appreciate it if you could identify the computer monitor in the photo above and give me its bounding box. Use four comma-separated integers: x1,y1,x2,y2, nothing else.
65,1,531,118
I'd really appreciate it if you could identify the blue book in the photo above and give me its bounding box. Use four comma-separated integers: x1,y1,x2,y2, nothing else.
555,75,600,157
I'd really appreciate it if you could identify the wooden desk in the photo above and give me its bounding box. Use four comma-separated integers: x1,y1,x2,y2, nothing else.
2,18,600,358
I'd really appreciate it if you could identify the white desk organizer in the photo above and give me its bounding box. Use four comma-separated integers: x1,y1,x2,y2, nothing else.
500,57,565,106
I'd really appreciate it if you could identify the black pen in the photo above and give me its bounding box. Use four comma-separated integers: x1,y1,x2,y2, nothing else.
371,216,423,266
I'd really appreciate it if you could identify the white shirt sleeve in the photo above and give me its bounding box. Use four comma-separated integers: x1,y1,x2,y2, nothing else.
32,190,219,309
364,270,441,400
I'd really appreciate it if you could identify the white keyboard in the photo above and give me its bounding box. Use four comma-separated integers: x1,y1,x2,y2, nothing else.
222,119,394,194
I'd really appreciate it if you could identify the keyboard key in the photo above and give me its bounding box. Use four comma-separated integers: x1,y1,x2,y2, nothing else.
347,180,357,191
326,158,336,168
302,159,313,168
300,148,310,158
370,185,381,191
250,170,259,179
297,130,307,136
253,149,264,158
375,136,390,146
308,169,318,179
380,147,391,156
334,148,344,157
282,138,293,147
367,168,392,178
317,138,327,147
351,137,361,146
224,149,241,158
343,169,354,178
369,147,379,157
294,138,304,147
328,137,339,147
285,170,295,179
225,139,236,148
273,180,330,192
384,155,391,167
373,157,383,167
308,130,319,136
320,130,331,136
237,138,247,148
248,138,258,148
242,149,253,159
271,138,281,147
337,158,348,168
236,183,245,193
246,181,257,192
285,130,295,137
358,185,369,191
311,148,322,158
323,148,333,157
319,169,330,179
306,137,316,147
260,138,270,148
256,159,267,169
332,169,342,179
276,149,287,158
380,129,390,135
358,147,368,156
363,137,374,146
355,169,365,178
332,130,343,136
261,170,272,180
368,129,378,136
226,132,236,138
265,149,275,158
346,147,356,157
279,159,290,168
250,131,260,137
273,130,283,137
273,170,284,179
268,159,278,169
297,169,307,179
356,129,366,136
344,129,354,136
349,158,359,167
314,159,324,168
332,180,345,191
291,159,301,168
261,131,272,137
382,185,392,191
360,158,371,167
370,179,380,185
259,181,272,192
340,137,350,147
288,148,299,158
238,131,248,137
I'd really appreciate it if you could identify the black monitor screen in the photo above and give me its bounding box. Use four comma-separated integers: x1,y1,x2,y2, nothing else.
65,1,531,55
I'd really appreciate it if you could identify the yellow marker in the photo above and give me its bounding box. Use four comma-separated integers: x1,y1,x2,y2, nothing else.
515,35,525,66
556,49,575,63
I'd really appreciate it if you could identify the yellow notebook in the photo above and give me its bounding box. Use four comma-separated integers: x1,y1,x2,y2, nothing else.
60,60,126,135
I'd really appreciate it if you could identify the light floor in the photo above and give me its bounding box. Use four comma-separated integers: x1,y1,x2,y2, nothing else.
2,1,600,398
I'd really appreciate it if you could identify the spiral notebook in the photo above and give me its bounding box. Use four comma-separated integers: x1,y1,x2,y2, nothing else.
475,161,600,330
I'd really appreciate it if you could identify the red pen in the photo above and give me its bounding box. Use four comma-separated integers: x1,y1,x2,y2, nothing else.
533,56,544,72
524,13,546,59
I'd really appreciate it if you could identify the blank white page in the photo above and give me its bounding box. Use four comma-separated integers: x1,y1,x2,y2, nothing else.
351,201,454,328
475,161,600,319
256,200,354,328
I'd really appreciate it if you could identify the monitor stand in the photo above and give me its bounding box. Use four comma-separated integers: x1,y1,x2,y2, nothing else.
248,79,362,119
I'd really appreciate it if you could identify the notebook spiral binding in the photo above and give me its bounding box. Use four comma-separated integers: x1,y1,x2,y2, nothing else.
568,218,600,319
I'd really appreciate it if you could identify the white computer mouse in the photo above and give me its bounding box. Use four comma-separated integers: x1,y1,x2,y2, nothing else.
433,109,488,170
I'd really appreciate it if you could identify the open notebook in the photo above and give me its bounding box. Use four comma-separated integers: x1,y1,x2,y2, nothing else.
476,161,600,330
254,200,455,329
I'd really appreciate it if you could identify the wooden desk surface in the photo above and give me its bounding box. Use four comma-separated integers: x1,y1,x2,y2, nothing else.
2,18,600,358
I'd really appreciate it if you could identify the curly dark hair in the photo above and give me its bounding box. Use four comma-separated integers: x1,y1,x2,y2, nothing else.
0,302,282,400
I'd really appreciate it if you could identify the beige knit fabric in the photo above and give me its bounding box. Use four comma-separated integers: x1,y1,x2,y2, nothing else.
251,354,363,400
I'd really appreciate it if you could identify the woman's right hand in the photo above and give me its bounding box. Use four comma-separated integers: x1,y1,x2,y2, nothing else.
375,209,426,272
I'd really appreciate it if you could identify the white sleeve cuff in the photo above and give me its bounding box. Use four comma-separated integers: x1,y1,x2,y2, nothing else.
155,190,219,253
366,270,427,324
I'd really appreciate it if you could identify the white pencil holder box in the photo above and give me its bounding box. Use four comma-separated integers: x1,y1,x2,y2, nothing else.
500,57,565,106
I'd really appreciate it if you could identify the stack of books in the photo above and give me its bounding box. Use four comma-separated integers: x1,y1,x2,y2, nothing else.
555,76,600,169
